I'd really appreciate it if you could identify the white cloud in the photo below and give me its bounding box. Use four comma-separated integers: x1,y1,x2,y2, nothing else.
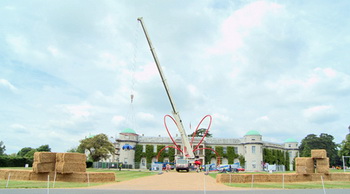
137,112,155,121
209,0,284,54
62,103,94,119
303,105,339,124
111,115,125,126
255,115,270,122
10,124,26,129
0,79,18,92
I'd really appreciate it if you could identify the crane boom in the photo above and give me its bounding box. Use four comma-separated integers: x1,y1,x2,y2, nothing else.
137,17,194,159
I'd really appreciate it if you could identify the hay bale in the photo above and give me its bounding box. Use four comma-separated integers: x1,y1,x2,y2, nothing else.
311,173,331,181
315,158,329,174
87,172,115,182
283,173,311,182
30,172,55,181
56,153,86,163
55,172,115,182
316,158,329,166
55,162,86,174
295,157,314,174
311,149,327,159
330,173,350,181
296,157,314,166
316,165,329,174
7,170,31,181
32,162,56,173
34,152,56,163
0,169,10,180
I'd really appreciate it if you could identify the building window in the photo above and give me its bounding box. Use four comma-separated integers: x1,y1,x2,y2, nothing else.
142,145,146,153
212,147,215,154
252,160,256,169
165,147,169,153
153,145,157,153
252,138,255,141
234,147,238,154
223,147,227,154
289,151,292,158
252,146,256,154
289,144,291,148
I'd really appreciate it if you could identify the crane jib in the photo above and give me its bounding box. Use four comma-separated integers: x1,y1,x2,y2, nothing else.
137,17,195,159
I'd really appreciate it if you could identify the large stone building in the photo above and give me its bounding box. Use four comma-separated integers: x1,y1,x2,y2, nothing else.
111,128,299,171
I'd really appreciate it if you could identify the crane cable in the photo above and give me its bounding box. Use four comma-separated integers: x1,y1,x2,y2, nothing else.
127,21,140,130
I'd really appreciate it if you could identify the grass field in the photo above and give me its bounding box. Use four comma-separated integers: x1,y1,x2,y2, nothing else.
0,167,157,189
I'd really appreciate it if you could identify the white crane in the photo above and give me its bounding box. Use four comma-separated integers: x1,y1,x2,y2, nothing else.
137,17,195,159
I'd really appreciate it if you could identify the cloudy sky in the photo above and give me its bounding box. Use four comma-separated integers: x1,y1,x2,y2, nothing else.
1,0,349,154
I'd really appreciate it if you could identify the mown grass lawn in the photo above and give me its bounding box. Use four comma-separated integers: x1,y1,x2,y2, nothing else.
0,167,157,189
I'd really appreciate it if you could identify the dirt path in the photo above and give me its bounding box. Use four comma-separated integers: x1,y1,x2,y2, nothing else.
91,171,246,191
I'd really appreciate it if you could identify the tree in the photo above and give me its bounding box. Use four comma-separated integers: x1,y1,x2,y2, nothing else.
188,128,213,137
299,133,340,166
238,154,246,167
17,147,34,157
0,141,5,155
78,133,115,162
339,134,350,166
37,145,51,152
67,146,85,153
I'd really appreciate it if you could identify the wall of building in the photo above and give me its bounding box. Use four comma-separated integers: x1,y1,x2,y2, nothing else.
112,131,298,171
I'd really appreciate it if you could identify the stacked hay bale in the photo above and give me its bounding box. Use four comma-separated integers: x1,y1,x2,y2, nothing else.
32,152,57,173
312,149,329,174
56,153,86,174
295,157,314,174
0,152,115,183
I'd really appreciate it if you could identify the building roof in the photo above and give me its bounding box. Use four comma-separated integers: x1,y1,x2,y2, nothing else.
284,138,298,143
245,130,261,136
121,128,137,134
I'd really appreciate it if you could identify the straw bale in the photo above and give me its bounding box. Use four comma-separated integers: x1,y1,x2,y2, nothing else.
84,172,115,182
316,165,329,174
55,172,115,182
311,173,331,181
56,153,86,163
329,173,350,181
253,174,269,182
295,157,314,174
34,152,56,163
216,173,335,183
284,174,311,182
30,171,56,181
316,158,329,166
311,149,327,159
55,162,86,174
0,169,10,180
267,174,284,182
32,162,56,173
296,165,315,174
295,157,314,166
7,170,31,180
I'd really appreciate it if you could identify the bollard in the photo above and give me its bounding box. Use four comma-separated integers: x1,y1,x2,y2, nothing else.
321,175,326,194
47,174,50,194
87,172,90,187
6,173,11,188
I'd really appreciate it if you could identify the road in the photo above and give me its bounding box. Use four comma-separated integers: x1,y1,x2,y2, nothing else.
1,189,350,194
